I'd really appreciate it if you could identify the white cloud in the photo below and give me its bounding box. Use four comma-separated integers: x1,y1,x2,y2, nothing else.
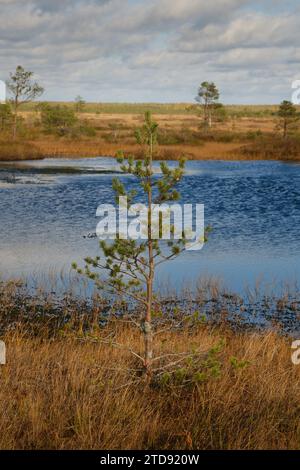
0,0,299,103
175,12,300,52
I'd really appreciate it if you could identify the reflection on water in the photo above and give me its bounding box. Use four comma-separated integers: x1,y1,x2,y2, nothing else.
0,158,299,293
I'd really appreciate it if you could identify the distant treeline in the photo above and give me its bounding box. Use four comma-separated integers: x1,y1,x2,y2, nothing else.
19,101,299,118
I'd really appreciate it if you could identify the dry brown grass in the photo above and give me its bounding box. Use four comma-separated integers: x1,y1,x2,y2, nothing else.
20,110,277,133
237,135,300,161
0,325,299,450
1,110,300,161
0,140,42,161
32,138,243,161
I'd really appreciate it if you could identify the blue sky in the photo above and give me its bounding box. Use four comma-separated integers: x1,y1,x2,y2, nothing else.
1,0,299,103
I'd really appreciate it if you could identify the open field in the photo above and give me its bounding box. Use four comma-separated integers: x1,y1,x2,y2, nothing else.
20,102,300,118
20,107,279,133
1,104,300,161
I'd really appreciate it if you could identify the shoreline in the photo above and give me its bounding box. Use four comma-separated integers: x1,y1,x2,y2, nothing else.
0,277,299,334
1,140,300,162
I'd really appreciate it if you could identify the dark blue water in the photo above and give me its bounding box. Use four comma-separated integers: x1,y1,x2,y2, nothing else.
0,158,299,293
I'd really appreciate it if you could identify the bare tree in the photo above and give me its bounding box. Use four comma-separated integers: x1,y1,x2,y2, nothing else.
6,66,44,139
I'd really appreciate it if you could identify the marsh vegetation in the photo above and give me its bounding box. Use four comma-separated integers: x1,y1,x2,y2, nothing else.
0,277,299,450
1,67,300,162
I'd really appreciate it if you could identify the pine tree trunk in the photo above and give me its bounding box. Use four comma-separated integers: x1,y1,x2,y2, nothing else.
144,131,154,379
144,277,153,378
283,120,287,139
204,102,209,128
208,108,212,128
12,112,17,140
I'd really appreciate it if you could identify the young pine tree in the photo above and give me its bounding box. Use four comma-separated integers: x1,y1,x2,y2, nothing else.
277,100,299,138
6,66,44,140
73,112,198,378
195,81,220,129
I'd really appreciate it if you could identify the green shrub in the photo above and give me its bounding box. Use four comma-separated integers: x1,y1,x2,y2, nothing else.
246,130,263,140
39,103,96,138
40,103,78,136
157,128,203,145
0,104,13,132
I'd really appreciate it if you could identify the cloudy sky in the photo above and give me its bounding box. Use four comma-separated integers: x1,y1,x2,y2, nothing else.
1,0,299,103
